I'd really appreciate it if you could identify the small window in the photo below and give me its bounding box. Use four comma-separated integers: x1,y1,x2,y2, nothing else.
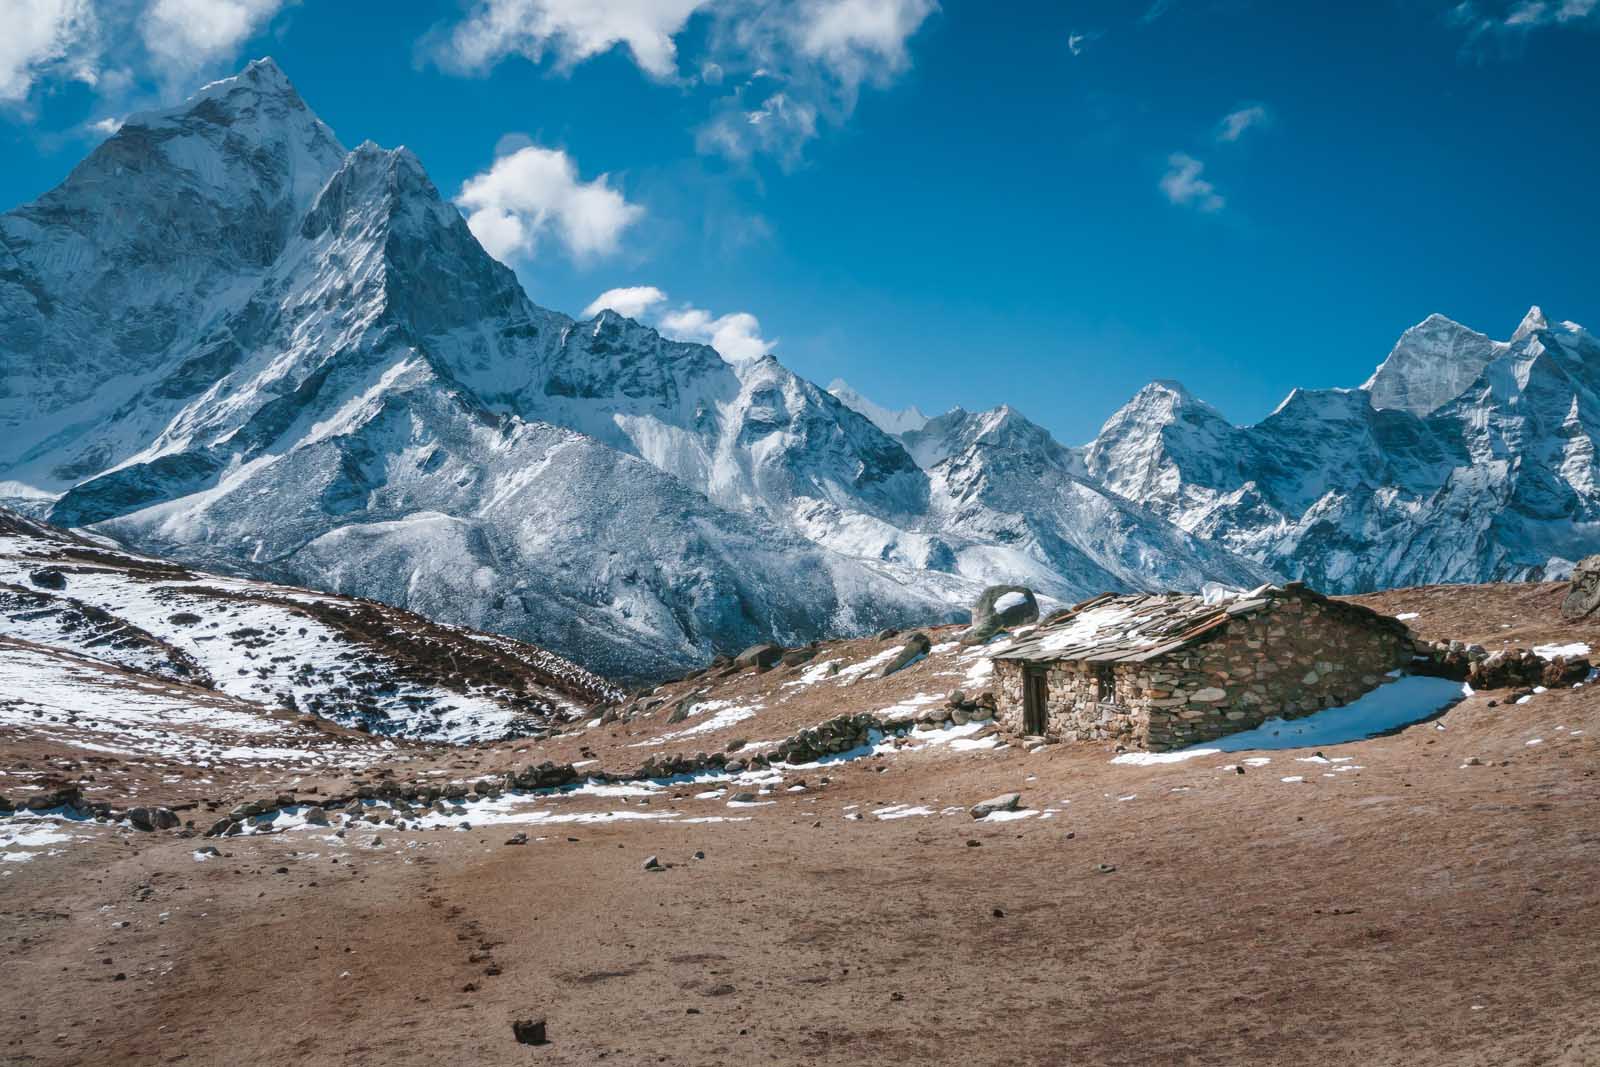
1092,664,1115,704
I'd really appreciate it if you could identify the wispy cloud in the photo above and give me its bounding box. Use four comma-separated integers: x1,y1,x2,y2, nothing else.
1160,152,1223,213
425,0,939,168
426,0,711,81
1140,0,1174,25
695,0,939,165
0,0,98,106
456,141,644,266
2,0,297,121
1067,29,1103,56
1448,0,1599,55
141,0,292,84
1216,103,1270,142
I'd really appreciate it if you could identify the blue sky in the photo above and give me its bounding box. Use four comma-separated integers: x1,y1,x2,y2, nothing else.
4,0,1598,443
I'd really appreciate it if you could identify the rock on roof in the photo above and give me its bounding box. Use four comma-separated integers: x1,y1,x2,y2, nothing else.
991,583,1406,665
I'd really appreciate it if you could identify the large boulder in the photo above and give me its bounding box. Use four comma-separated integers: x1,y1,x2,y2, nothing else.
969,793,1022,819
961,585,1039,645
734,643,784,670
876,632,932,678
1561,556,1600,620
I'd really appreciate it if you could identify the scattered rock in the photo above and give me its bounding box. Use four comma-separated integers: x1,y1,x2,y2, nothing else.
969,793,1022,819
505,833,528,846
1095,863,1117,874
29,567,67,590
729,792,758,804
511,1017,548,1046
642,855,663,871
127,806,180,832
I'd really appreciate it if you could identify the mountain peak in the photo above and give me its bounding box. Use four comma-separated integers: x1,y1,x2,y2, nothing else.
1512,305,1548,343
826,379,930,435
1362,312,1502,417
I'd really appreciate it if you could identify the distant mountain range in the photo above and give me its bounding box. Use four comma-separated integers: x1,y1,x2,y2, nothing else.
3,59,1594,678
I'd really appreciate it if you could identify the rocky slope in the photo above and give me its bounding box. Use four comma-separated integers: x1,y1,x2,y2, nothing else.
0,59,1267,679
0,507,621,742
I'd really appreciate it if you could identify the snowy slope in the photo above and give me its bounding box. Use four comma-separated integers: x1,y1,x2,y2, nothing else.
0,509,621,742
0,59,1270,679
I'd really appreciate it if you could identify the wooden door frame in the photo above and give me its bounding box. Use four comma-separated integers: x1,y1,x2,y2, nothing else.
1023,666,1049,735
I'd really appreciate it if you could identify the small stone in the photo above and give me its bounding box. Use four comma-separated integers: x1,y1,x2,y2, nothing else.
1095,863,1117,874
511,1018,548,1046
692,850,705,860
505,832,528,846
642,854,663,871
729,792,757,804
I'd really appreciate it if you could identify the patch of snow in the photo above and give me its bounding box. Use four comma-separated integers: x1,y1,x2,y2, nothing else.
1533,642,1589,659
1166,676,1468,753
981,808,1039,822
871,804,935,820
993,591,1029,613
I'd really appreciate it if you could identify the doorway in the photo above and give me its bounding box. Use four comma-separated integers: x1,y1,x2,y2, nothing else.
1023,668,1049,735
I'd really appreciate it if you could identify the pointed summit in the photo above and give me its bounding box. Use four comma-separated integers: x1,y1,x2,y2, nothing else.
827,379,930,435
1511,305,1548,344
1363,312,1503,417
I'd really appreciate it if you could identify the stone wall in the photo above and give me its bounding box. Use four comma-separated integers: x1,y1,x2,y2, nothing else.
995,593,1415,751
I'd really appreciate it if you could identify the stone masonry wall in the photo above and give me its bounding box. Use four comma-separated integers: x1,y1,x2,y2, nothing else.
995,593,1415,751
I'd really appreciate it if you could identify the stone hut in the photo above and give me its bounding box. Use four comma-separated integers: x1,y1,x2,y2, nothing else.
991,583,1416,752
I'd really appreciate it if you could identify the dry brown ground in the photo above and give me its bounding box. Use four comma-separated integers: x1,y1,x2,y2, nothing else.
3,583,1599,1066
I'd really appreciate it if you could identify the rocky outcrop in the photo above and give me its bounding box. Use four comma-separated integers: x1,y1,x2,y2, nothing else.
962,586,1039,645
1561,556,1600,620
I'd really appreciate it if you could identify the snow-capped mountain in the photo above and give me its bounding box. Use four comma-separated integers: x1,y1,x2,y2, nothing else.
0,59,1269,679
1083,307,1600,590
828,379,930,435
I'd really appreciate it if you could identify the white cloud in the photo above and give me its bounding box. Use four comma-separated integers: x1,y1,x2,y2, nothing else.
429,0,936,166
0,0,98,104
695,0,938,163
87,115,122,135
1067,30,1101,56
659,304,774,362
456,143,644,265
141,0,289,78
1217,104,1269,143
431,0,711,80
794,0,937,87
579,285,772,360
582,285,667,319
1160,153,1223,213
